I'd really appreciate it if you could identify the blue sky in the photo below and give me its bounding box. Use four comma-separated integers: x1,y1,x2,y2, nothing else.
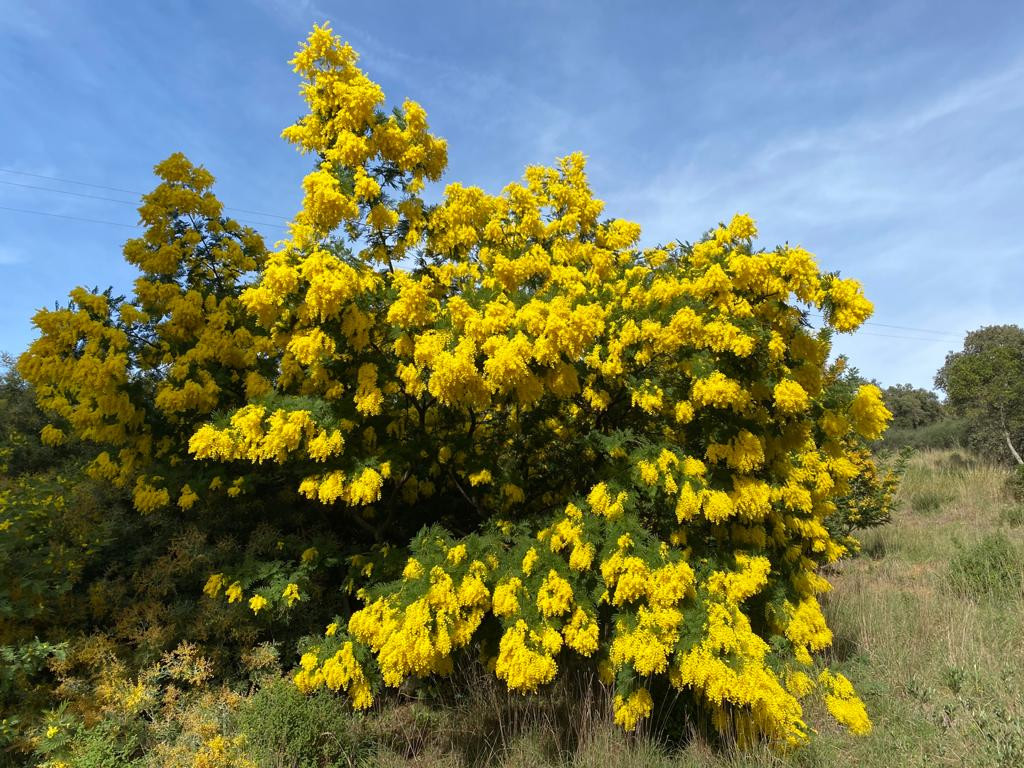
1,0,1022,390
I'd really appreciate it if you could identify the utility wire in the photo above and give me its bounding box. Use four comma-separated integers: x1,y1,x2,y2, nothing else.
0,204,140,229
809,325,957,344
0,181,290,231
806,310,961,338
0,179,136,205
846,330,957,343
858,320,959,337
846,321,958,338
0,167,292,222
0,198,289,232
0,167,137,195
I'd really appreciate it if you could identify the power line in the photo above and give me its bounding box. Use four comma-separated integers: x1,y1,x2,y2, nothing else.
0,167,138,196
0,179,135,205
806,311,961,338
0,167,292,222
0,204,140,229
809,325,958,344
861,321,961,338
0,168,988,344
0,183,290,231
0,199,289,232
855,321,959,338
849,330,957,343
0,206,984,349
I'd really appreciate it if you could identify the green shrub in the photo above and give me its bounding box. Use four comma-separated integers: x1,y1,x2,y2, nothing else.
825,442,905,556
64,720,143,768
998,506,1024,528
947,533,1024,599
881,418,968,452
238,678,370,768
1007,466,1024,502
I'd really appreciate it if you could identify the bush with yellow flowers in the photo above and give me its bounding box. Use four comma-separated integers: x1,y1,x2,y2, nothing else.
4,158,341,759
14,22,895,756
814,362,904,553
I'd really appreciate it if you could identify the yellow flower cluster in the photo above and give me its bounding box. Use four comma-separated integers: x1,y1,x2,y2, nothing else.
705,430,765,473
691,372,750,412
670,600,810,746
606,553,695,676
348,560,490,688
773,379,810,414
293,642,373,709
827,277,874,332
586,483,628,519
613,688,654,730
283,583,301,606
818,670,872,734
248,595,268,614
849,384,892,441
494,619,560,692
189,405,330,465
492,577,522,617
535,569,573,617
561,607,600,656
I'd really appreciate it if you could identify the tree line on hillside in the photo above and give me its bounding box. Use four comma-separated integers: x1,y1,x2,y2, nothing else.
872,324,1024,466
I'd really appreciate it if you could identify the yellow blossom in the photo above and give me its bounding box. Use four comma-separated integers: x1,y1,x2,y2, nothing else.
283,583,301,607
249,595,268,614
536,569,573,617
613,688,653,730
203,573,225,599
773,379,810,414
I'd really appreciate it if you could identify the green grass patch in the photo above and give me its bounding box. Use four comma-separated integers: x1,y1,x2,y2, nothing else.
908,490,950,515
947,533,1024,600
998,505,1024,527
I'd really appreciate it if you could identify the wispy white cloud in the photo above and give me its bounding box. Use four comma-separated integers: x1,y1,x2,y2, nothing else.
600,51,1024,388
616,52,1024,237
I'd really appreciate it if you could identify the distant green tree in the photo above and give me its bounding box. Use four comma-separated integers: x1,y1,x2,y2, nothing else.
935,325,1024,464
882,384,944,431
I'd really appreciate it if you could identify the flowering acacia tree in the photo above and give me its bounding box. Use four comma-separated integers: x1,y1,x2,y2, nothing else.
19,153,270,509
21,24,892,749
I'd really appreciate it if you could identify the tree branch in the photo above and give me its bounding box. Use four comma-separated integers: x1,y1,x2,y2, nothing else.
1001,411,1023,465
1005,431,1024,465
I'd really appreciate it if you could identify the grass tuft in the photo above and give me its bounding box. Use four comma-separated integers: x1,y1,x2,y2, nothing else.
998,505,1024,527
947,533,1024,600
908,490,950,515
